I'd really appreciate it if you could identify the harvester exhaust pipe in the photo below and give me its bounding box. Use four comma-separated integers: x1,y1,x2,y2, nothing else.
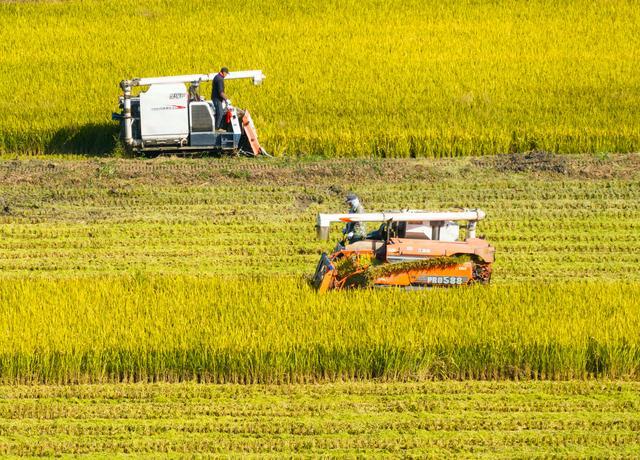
467,221,477,239
120,81,133,147
317,224,330,241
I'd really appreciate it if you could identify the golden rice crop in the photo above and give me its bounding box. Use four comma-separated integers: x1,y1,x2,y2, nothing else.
1,276,639,383
0,0,638,156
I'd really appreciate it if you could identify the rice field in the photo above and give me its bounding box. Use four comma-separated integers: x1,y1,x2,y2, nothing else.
1,0,639,156
3,277,640,384
0,154,638,384
2,0,639,454
0,154,637,454
1,381,640,456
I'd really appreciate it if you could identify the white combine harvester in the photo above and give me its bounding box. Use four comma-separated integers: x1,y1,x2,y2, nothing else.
113,70,269,156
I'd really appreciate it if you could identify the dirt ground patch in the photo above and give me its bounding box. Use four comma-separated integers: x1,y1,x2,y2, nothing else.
0,153,637,189
472,151,640,180
473,150,569,174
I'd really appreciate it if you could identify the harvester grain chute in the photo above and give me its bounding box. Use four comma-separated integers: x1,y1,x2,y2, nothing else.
313,209,495,292
113,70,269,156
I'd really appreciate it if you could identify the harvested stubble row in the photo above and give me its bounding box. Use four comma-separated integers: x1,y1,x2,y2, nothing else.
1,381,640,456
0,155,638,281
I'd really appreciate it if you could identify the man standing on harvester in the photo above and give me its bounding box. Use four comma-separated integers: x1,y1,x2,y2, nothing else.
211,67,230,130
343,193,367,243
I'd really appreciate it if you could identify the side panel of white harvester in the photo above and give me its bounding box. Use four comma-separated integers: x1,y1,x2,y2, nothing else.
139,83,189,144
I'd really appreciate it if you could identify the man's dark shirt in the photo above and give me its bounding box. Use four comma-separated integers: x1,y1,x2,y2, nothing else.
212,73,225,101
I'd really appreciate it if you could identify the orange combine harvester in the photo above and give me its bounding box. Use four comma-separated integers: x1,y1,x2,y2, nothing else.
312,209,495,292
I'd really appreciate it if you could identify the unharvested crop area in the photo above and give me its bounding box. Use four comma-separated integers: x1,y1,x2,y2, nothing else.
0,154,638,383
1,0,639,156
1,382,640,456
3,277,639,383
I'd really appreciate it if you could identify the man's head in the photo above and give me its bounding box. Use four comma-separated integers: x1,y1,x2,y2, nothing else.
220,67,229,77
345,193,360,211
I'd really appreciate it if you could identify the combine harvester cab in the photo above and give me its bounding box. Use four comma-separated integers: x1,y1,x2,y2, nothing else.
313,210,495,292
113,70,269,157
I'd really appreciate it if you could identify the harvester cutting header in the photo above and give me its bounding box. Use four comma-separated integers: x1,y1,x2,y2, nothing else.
113,69,268,156
313,205,495,292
